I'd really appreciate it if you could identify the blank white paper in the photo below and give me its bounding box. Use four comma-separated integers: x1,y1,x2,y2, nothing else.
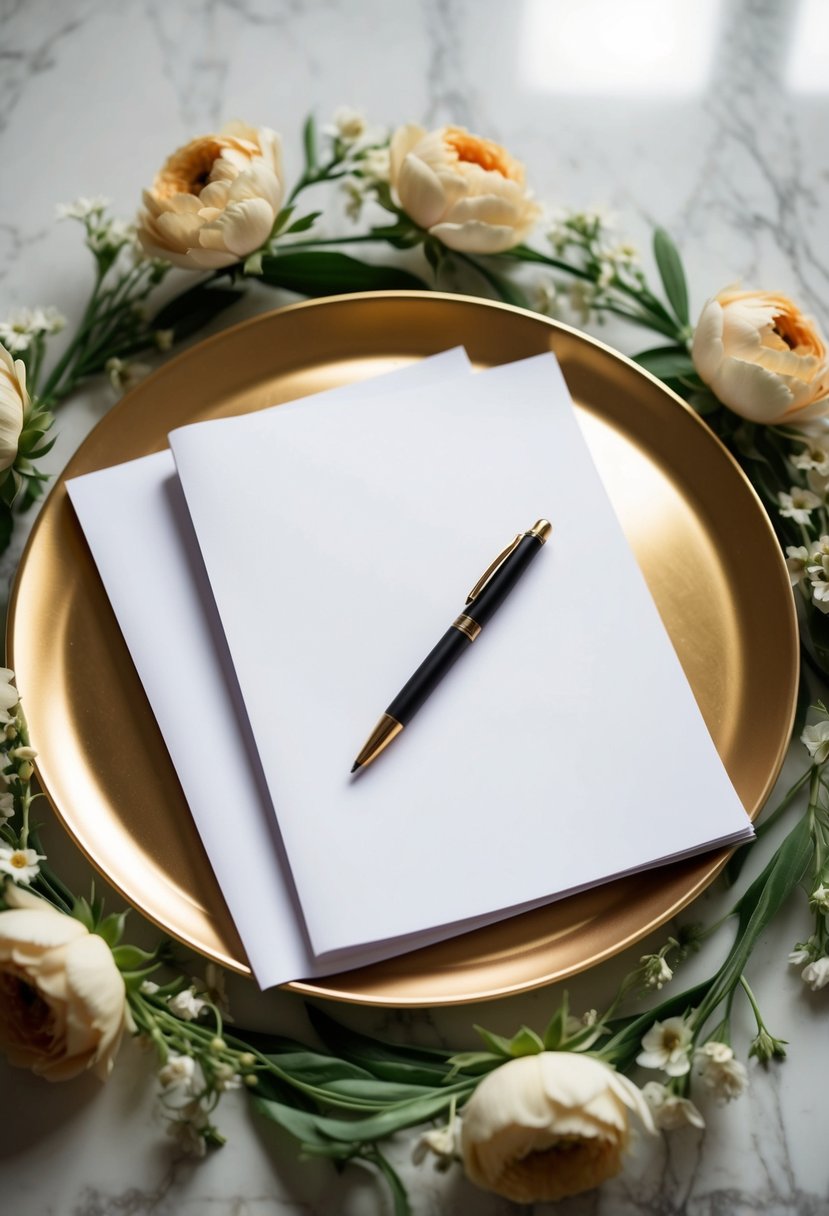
67,349,474,988
170,353,753,958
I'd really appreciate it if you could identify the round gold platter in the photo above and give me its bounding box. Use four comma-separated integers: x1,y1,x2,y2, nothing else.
8,292,797,1006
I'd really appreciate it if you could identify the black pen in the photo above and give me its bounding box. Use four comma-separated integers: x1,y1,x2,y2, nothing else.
351,519,552,772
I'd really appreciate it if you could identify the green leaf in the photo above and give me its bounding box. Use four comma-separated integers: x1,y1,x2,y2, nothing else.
285,211,322,235
150,282,246,341
253,1097,351,1154
458,255,530,308
633,345,696,380
303,114,318,172
111,943,157,970
508,1026,545,1056
0,502,13,555
258,251,429,296
543,994,570,1050
305,1006,456,1086
473,1025,514,1058
653,228,690,326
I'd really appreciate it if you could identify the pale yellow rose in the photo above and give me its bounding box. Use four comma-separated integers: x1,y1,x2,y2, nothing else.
692,287,829,425
0,885,127,1080
460,1052,654,1204
137,122,284,270
389,123,540,254
0,343,28,473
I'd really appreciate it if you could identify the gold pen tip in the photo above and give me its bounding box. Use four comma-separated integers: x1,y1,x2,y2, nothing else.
529,519,553,543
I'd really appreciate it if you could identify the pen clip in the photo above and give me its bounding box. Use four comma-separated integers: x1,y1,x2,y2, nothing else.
466,534,522,603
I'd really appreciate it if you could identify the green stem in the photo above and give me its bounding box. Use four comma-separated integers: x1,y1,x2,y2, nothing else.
39,265,105,403
739,974,766,1035
754,767,812,839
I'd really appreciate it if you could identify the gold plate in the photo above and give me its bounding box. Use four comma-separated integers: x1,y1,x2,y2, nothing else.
8,293,797,1006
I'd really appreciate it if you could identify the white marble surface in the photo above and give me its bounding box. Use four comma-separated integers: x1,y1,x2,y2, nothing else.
2,1,829,1212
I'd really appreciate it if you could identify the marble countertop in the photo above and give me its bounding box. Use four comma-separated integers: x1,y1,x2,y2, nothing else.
2,1,829,1213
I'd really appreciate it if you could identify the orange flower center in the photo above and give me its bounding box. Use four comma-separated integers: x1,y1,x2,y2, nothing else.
10,851,26,869
773,308,820,355
444,128,522,181
154,138,227,199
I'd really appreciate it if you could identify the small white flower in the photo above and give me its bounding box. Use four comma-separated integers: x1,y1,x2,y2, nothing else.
802,957,829,991
166,1111,208,1157
168,986,207,1021
778,487,822,524
203,962,232,1019
0,668,18,726
810,883,829,913
88,218,135,256
153,329,174,352
213,1061,242,1091
0,845,45,885
11,746,36,762
530,278,557,316
789,943,814,966
159,1052,197,1090
140,979,160,995
333,106,367,143
640,953,673,990
694,1042,747,1103
0,792,14,821
0,306,62,351
794,444,829,476
786,545,811,586
412,1116,462,1170
641,1081,705,1130
56,195,111,221
636,1015,694,1077
360,146,391,183
568,280,598,324
801,721,829,764
105,357,150,395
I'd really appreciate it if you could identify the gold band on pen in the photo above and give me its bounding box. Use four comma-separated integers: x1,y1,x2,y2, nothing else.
451,614,482,641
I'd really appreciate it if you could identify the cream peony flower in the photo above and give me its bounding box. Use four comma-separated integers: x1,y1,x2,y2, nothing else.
692,288,829,425
137,122,284,270
0,885,127,1080
389,124,540,254
0,343,28,473
460,1052,654,1204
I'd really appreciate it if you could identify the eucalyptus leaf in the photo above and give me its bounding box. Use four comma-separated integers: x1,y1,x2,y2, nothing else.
259,252,428,295
653,228,690,326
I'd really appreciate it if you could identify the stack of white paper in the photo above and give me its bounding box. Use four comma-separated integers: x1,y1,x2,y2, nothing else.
68,349,753,988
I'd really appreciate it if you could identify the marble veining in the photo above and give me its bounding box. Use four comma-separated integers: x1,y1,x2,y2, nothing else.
1,1,829,1212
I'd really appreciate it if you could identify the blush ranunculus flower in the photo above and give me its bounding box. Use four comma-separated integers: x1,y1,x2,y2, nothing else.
137,122,284,270
0,342,28,473
692,288,829,425
389,124,541,254
0,885,128,1080
460,1052,654,1204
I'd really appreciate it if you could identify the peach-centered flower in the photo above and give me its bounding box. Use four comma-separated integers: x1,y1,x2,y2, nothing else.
389,123,541,254
0,343,28,473
137,122,284,270
0,885,127,1080
460,1052,654,1204
692,288,829,425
